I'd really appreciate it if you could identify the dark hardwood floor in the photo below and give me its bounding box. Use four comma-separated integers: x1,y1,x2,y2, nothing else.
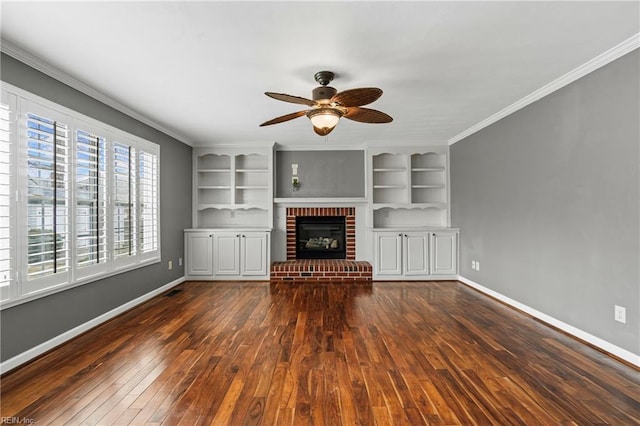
1,280,639,425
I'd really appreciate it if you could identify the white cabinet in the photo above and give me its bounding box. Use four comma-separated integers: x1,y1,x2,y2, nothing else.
214,232,241,276
241,232,269,276
213,231,269,277
185,231,213,276
374,229,458,280
185,229,270,280
375,233,403,275
431,231,457,275
404,232,430,275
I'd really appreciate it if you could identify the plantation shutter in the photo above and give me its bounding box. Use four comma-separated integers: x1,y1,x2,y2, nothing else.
0,103,12,301
76,129,107,269
113,141,136,260
25,112,70,279
138,150,158,255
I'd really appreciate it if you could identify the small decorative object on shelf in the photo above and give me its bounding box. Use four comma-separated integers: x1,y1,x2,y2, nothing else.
292,176,301,191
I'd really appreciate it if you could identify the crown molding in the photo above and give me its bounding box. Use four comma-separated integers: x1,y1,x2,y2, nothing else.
0,39,195,147
449,33,640,145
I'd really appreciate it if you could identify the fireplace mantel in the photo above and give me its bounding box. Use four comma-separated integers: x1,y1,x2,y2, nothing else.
274,197,367,205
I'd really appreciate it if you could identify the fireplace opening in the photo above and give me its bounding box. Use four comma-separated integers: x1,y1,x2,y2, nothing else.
296,216,346,259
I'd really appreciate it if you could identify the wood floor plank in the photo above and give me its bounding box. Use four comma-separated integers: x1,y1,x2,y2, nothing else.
1,280,639,425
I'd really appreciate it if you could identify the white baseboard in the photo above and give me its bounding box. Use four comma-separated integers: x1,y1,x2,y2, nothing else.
0,276,186,375
458,276,640,368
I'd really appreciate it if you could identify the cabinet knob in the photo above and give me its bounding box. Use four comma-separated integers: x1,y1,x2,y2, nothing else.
209,234,212,237
242,235,245,238
236,234,240,237
398,233,402,237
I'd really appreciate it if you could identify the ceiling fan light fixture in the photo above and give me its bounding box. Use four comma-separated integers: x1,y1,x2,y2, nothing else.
307,108,343,133
261,70,391,136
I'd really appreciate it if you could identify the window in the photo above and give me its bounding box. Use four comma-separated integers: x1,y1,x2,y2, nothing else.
1,83,160,307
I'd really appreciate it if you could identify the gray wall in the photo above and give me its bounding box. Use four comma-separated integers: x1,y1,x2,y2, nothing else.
275,150,365,198
0,53,193,362
451,50,639,355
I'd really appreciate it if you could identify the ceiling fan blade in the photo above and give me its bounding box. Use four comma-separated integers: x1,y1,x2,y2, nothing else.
260,110,308,126
332,88,383,107
265,92,317,107
344,107,393,123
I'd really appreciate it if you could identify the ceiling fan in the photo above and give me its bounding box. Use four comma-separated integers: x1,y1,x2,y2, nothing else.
260,71,392,136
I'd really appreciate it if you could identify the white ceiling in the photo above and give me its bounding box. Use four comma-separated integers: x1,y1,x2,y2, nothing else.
1,1,638,147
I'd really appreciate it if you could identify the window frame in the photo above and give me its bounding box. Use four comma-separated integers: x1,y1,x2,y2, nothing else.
1,82,161,309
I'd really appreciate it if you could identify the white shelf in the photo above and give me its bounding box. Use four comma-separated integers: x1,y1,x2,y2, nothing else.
236,168,268,173
236,186,269,190
185,227,272,232
373,203,447,210
198,185,231,190
274,197,368,205
198,169,230,173
373,168,407,172
372,226,458,232
411,184,445,189
198,204,269,211
411,167,445,172
413,202,447,209
234,204,270,210
197,204,235,210
373,185,406,189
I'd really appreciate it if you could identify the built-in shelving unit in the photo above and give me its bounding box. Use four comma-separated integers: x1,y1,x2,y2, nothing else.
369,146,456,279
369,147,450,228
193,145,274,228
188,143,457,281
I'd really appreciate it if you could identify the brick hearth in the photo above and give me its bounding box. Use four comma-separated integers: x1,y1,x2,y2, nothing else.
270,260,372,282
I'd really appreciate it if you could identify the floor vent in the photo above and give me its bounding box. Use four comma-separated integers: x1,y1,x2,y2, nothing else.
165,289,182,297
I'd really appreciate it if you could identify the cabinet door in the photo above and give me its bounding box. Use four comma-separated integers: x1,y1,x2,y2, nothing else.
431,232,457,275
214,233,241,276
241,232,268,276
375,233,403,275
186,232,213,276
403,232,429,275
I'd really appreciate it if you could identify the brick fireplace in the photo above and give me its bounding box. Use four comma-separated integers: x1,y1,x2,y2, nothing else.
271,207,372,282
286,207,355,260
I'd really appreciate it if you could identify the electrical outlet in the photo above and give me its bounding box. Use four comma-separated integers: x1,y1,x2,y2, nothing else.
178,257,183,267
476,261,480,271
614,305,626,324
168,260,173,271
471,260,476,270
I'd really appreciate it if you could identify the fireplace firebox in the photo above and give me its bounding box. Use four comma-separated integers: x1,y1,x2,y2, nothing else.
296,216,346,259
